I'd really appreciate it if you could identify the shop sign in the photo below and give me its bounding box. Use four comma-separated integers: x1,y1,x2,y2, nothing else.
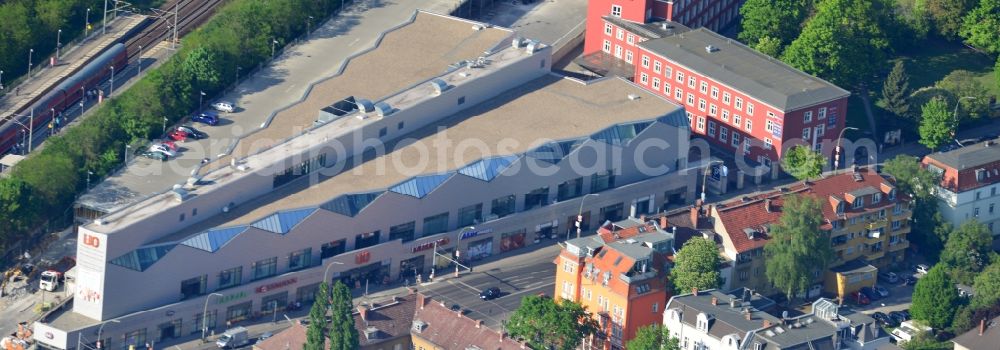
460,228,494,240
83,234,101,249
255,278,297,294
355,251,371,264
217,291,248,305
412,238,449,253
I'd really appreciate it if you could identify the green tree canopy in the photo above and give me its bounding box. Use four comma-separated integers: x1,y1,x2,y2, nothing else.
894,0,932,40
670,237,722,294
304,282,330,350
754,36,784,58
781,0,892,88
507,296,599,350
936,70,992,121
882,61,912,119
940,220,994,284
959,0,1000,54
328,281,358,350
764,195,835,301
918,97,954,150
971,260,1000,309
882,155,938,198
926,0,976,39
910,201,947,262
738,0,811,46
780,145,826,181
902,330,952,350
626,324,680,350
911,265,961,329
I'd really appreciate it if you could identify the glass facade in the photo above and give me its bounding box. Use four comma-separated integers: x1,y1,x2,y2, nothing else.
422,213,449,236
389,222,416,242
457,204,483,227
217,266,242,290
491,195,516,218
251,257,278,280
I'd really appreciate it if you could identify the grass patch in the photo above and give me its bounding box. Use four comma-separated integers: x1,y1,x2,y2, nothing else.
895,38,996,91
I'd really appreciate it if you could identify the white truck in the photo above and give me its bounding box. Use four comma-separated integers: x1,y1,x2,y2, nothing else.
39,271,62,292
216,327,249,349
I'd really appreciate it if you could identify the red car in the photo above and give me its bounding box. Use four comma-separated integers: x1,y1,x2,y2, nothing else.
851,290,870,305
158,140,179,151
167,129,189,142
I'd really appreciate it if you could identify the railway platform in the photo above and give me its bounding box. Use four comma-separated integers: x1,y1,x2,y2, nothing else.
0,14,148,120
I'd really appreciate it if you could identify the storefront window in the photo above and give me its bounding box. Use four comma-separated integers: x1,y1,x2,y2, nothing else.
192,310,217,335
261,291,289,314
490,195,516,219
218,266,242,290
296,283,320,303
156,319,182,342
355,230,381,249
500,229,527,252
226,301,253,322
121,329,147,350
466,238,494,261
457,204,483,227
591,170,617,193
288,248,312,271
557,178,584,201
389,222,416,243
320,239,346,259
423,213,449,236
251,257,278,281
180,275,207,300
600,203,625,223
524,187,550,210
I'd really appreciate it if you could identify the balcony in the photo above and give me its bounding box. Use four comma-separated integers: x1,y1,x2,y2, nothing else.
889,239,909,251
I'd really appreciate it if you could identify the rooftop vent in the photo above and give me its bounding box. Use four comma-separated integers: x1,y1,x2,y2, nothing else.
363,327,380,340
412,320,427,333
976,168,987,182
429,79,450,95
374,102,393,118
356,99,375,114
660,22,674,30
94,218,106,226
171,187,190,202
511,37,525,49
185,176,203,188
705,45,719,53
627,93,640,100
525,40,540,54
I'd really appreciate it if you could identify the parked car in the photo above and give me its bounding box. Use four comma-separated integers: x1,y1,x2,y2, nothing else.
192,111,220,126
148,144,177,158
211,101,235,113
900,309,911,320
480,287,501,300
258,332,273,342
879,272,899,284
167,129,188,142
176,125,207,139
872,312,897,327
157,140,179,151
903,275,918,286
875,285,890,298
916,264,930,275
860,287,881,301
888,311,908,325
852,291,870,305
138,150,168,161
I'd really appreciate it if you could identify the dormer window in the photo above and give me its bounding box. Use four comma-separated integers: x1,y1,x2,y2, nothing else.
873,193,881,203
888,189,896,201
836,202,845,214
611,4,622,17
853,197,864,209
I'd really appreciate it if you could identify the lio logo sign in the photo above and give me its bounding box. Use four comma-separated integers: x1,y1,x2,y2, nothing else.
83,234,101,249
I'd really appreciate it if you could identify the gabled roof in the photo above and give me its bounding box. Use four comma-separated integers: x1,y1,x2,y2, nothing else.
389,172,454,198
458,155,520,182
109,243,177,271
525,138,585,164
591,120,654,146
320,191,384,217
180,226,247,252
251,207,317,234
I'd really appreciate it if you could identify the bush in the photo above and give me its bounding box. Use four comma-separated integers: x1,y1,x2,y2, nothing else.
0,0,346,247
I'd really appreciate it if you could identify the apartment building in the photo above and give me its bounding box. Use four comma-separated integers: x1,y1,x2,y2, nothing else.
663,289,890,350
582,0,850,168
710,168,911,299
922,139,1000,238
556,217,675,349
33,11,698,350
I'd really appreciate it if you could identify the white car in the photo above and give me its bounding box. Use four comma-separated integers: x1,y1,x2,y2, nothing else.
916,264,930,274
211,101,235,113
148,144,177,158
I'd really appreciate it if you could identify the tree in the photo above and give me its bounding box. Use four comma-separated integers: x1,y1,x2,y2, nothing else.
782,0,892,88
182,47,222,93
925,0,976,39
940,220,994,284
507,296,599,350
754,36,784,58
627,324,680,350
780,145,826,181
738,0,811,46
936,70,991,121
304,282,330,350
902,330,952,350
961,0,1000,54
671,238,722,294
328,281,358,350
971,260,1000,309
895,0,932,40
996,57,1000,91
918,97,953,150
882,61,912,118
910,202,947,262
764,195,834,302
911,265,960,329
882,155,938,198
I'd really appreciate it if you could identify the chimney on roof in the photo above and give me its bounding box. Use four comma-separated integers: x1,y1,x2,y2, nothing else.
358,305,368,321
456,308,463,318
690,207,700,229
981,318,987,336
711,297,718,306
408,287,417,295
660,216,669,229
692,288,699,296
763,320,772,328
729,297,736,309
476,320,483,328
764,199,772,213
744,310,752,321
417,293,427,309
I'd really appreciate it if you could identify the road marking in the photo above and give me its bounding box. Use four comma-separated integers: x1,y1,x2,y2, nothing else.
451,279,482,293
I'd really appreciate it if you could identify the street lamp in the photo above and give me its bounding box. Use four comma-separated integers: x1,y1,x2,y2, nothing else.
454,226,476,277
307,16,314,35
28,49,33,76
201,293,224,342
322,260,345,287
271,39,278,58
96,319,121,349
834,126,859,174
573,193,599,239
87,171,94,189
86,8,91,36
123,144,130,165
951,96,977,145
103,0,108,35
199,90,205,107
1,70,4,90
57,29,62,58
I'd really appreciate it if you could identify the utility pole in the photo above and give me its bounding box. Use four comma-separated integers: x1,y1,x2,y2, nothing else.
28,49,33,76
56,29,62,58
103,0,108,35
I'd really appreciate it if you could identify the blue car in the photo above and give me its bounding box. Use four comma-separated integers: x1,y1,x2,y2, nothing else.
191,111,219,126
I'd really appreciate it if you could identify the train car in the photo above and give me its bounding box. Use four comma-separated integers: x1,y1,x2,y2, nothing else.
0,43,128,155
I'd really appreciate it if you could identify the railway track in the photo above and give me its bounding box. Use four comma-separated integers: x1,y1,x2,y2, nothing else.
125,0,227,60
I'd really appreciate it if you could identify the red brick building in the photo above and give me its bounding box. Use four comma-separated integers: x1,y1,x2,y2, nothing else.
581,0,851,167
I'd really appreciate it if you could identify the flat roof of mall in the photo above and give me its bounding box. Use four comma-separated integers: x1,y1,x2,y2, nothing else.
152,75,682,243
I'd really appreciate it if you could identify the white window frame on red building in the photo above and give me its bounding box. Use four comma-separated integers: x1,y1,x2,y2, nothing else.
687,93,695,106
698,98,707,112
625,50,633,64
652,77,660,90
697,116,705,131
733,114,741,127
700,82,708,94
611,4,622,17
688,76,696,88
711,87,719,99
641,55,650,68
723,92,731,105
708,121,716,137
709,104,717,116
747,103,754,116
653,61,661,73
616,28,624,40
627,34,635,45
603,40,611,53
720,126,728,142
732,132,741,147
677,71,684,83
721,109,729,121
819,107,827,119
640,72,649,85
745,119,752,132
604,23,613,35
804,110,813,123
734,97,743,111
803,127,811,140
